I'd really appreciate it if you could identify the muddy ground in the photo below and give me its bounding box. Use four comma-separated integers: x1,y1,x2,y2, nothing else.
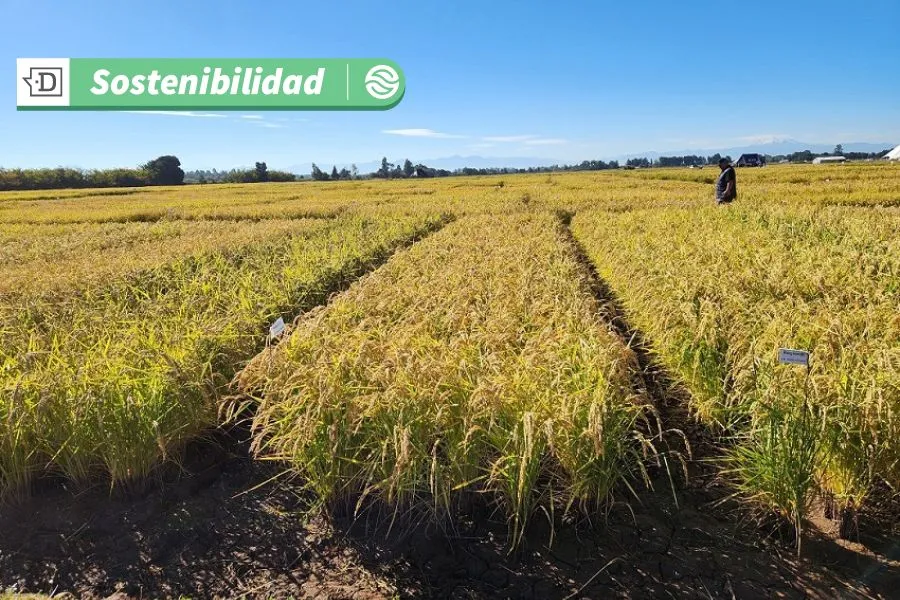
1,429,897,600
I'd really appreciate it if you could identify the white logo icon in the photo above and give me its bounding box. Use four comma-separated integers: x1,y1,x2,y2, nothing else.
17,58,71,107
23,67,63,97
364,65,400,100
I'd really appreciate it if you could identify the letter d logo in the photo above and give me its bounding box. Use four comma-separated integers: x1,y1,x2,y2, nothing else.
17,58,70,107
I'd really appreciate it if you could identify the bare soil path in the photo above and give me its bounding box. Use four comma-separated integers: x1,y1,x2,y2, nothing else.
1,436,896,599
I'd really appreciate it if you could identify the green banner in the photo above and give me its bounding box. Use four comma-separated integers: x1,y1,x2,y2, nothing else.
17,58,405,111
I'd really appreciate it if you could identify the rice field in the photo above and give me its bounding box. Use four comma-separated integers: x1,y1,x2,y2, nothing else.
238,213,654,545
572,203,899,541
1,162,898,550
0,214,444,498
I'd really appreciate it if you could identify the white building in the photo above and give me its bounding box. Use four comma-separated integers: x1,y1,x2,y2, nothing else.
812,156,847,164
883,144,900,161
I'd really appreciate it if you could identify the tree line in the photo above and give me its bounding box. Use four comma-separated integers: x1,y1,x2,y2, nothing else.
0,156,186,191
184,162,296,184
4,145,894,192
309,163,359,181
309,157,623,181
0,156,302,191
765,146,890,163
629,154,733,168
625,146,892,168
370,157,625,178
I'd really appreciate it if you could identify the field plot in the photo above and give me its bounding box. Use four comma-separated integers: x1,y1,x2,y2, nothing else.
0,184,346,224
573,203,900,535
624,162,900,206
239,213,653,544
346,172,712,216
0,214,443,498
0,219,320,296
1,164,898,598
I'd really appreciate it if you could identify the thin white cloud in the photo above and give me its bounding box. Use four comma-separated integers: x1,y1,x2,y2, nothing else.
123,110,227,118
482,135,537,143
383,128,466,139
524,138,567,146
256,122,284,129
240,114,264,120
469,143,496,149
736,134,792,144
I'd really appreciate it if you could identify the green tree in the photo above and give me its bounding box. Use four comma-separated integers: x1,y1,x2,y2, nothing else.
141,155,184,185
403,159,414,178
834,144,844,156
377,157,393,178
310,163,328,181
255,161,269,182
267,170,297,182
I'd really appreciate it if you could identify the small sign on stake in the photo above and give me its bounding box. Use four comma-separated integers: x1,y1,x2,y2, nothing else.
778,348,810,367
269,316,286,339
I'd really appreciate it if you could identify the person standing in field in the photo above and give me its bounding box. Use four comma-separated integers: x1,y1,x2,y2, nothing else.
715,157,737,204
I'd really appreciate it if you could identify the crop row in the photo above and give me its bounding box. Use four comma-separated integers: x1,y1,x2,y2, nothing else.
238,213,655,545
572,204,899,537
0,214,443,499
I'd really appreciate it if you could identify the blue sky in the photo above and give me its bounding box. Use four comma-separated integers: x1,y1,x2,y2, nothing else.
2,0,899,170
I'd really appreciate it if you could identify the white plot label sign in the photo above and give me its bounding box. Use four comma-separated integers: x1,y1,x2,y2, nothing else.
269,316,286,339
778,348,810,367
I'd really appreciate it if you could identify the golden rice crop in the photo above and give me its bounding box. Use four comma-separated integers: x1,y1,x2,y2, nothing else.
2,161,897,544
612,162,900,209
0,184,345,224
0,219,326,297
572,203,899,541
0,214,443,499
620,162,900,207
237,212,655,546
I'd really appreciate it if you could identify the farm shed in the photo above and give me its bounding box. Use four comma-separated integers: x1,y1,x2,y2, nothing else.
735,153,766,167
883,144,900,161
812,156,847,164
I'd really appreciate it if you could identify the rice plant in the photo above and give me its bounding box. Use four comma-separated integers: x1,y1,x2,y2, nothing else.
2,162,897,544
238,212,655,546
0,214,443,499
572,202,899,539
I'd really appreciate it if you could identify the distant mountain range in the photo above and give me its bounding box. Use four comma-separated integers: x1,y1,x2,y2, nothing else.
281,140,895,175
